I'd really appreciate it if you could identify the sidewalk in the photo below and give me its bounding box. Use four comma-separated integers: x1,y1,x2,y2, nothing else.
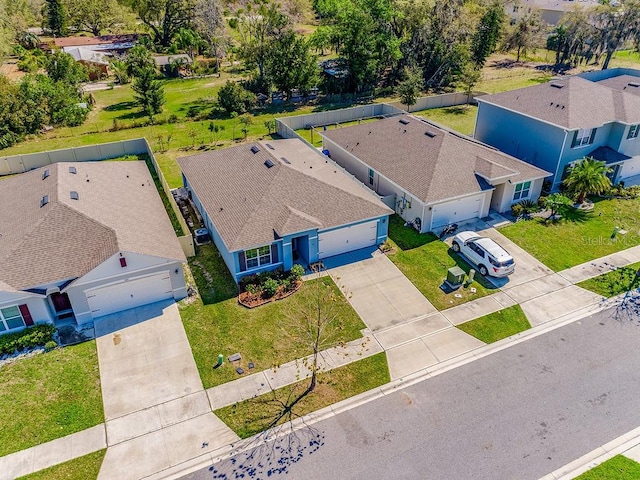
2,245,639,479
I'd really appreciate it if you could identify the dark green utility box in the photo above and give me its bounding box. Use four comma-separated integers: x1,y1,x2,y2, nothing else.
444,266,465,290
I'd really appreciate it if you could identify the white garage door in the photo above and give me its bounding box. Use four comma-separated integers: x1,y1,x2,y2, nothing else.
85,272,173,318
431,194,484,229
318,221,378,259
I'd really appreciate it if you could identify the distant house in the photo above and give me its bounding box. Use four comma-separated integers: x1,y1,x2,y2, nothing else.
153,54,193,77
508,0,599,25
321,114,550,232
474,72,640,188
64,47,110,79
0,161,186,335
52,34,140,53
178,139,392,282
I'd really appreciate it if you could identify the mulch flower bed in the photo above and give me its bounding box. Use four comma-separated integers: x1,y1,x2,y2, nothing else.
238,280,303,308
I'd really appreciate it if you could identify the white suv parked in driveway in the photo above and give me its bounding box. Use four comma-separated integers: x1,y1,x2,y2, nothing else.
451,231,515,278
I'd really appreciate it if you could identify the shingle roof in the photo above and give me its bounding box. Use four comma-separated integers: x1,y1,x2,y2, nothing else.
597,75,640,97
0,162,186,291
63,47,110,65
178,139,393,252
518,0,599,12
477,76,640,129
53,34,139,48
322,115,550,204
587,146,631,165
153,54,192,66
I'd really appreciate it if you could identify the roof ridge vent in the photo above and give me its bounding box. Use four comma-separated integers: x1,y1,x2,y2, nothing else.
550,82,565,89
251,145,260,154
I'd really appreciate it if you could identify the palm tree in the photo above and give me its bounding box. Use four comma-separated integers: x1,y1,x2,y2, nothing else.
563,156,612,204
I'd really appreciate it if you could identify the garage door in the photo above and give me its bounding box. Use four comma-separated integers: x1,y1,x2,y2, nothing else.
318,221,377,259
431,194,484,229
85,272,173,318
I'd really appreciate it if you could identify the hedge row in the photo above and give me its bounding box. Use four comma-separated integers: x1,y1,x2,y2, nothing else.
0,324,56,356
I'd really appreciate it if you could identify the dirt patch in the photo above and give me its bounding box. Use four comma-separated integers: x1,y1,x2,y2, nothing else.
238,280,302,308
0,59,25,82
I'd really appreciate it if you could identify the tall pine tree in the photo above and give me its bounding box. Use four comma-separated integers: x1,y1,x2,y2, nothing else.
45,0,67,37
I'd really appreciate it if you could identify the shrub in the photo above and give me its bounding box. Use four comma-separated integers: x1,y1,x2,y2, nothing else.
0,324,56,356
44,340,58,351
245,283,260,295
289,264,305,281
228,17,238,29
217,80,256,115
280,279,291,291
518,199,540,214
511,203,524,217
262,278,280,297
168,114,179,124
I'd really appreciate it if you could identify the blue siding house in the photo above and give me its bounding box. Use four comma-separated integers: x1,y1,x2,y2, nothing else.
475,73,640,188
178,139,392,283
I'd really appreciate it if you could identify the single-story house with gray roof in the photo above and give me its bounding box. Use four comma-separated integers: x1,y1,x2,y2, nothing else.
321,114,550,233
475,74,640,187
0,161,187,335
178,139,393,282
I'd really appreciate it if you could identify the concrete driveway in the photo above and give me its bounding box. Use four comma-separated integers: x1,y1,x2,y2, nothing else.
94,301,238,479
325,250,440,331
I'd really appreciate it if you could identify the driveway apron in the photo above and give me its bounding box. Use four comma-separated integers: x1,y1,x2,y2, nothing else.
327,251,439,331
94,301,238,479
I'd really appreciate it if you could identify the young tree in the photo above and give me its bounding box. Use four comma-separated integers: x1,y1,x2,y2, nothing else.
563,157,612,204
239,114,253,141
471,1,505,67
132,0,196,47
502,9,544,62
397,66,422,112
45,0,68,36
208,121,224,145
460,63,482,103
591,0,640,70
132,67,165,119
265,31,318,99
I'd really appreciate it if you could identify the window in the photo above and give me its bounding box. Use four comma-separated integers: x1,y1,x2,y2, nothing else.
0,306,25,331
368,168,374,186
513,181,531,201
571,128,596,148
245,245,272,270
628,125,640,140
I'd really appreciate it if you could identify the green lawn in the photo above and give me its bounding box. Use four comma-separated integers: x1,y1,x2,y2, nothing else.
215,352,389,438
0,341,104,457
17,449,106,480
181,244,367,388
575,455,640,480
386,215,497,310
499,197,640,271
413,105,478,136
578,262,640,298
457,305,531,343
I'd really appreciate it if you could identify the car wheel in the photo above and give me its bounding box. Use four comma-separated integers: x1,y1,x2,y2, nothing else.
452,241,460,253
479,265,488,276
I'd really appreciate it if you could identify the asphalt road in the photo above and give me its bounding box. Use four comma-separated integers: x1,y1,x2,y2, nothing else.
184,307,640,480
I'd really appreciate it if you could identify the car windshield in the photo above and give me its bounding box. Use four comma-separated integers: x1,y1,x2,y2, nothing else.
489,256,514,267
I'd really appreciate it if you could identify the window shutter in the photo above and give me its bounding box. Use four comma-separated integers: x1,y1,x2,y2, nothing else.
570,130,578,148
238,251,246,272
19,304,34,326
588,128,596,145
271,244,279,263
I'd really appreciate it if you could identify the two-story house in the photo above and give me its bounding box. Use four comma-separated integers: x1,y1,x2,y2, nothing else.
474,75,640,188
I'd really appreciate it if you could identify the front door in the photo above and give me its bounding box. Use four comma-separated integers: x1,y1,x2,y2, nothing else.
50,292,72,313
608,164,621,184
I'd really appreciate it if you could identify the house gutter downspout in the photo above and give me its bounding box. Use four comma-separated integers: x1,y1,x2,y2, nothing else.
553,129,569,187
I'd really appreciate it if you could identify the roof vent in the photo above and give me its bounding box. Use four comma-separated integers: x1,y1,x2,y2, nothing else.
42,169,50,180
629,82,640,88
251,146,260,154
425,130,437,138
69,166,77,174
40,195,49,207
280,157,291,164
550,82,565,89
264,159,275,168
70,191,79,200
265,143,275,150
399,118,410,125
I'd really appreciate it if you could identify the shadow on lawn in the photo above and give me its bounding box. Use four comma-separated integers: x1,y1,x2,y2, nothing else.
387,215,435,250
188,244,238,305
446,249,499,290
103,101,137,112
